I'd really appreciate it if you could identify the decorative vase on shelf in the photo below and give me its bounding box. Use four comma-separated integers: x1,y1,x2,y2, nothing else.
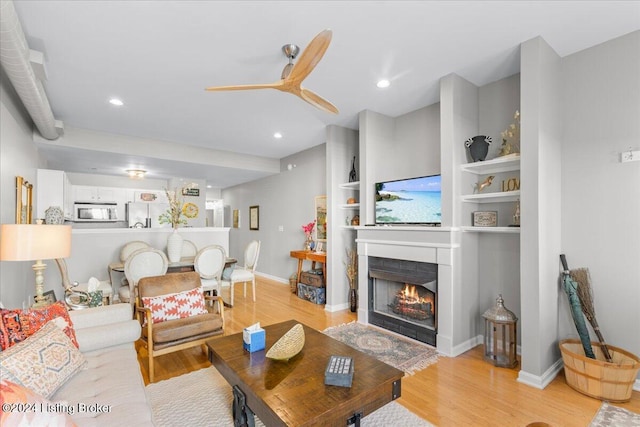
166,228,183,262
304,235,313,251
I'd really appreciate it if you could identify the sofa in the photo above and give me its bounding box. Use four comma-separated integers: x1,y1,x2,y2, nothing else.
1,303,155,427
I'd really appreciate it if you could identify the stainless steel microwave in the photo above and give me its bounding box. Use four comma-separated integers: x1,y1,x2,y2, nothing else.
73,203,118,222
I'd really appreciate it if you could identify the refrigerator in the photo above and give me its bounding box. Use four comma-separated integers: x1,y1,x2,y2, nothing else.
126,202,170,228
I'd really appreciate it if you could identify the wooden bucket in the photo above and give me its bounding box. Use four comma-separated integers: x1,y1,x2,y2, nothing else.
559,339,640,402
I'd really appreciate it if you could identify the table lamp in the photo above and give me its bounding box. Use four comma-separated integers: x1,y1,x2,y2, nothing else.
0,224,72,308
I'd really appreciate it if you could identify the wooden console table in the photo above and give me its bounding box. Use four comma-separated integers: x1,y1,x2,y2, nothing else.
290,250,326,283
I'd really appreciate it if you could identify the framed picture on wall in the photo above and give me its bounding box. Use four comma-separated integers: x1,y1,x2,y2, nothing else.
315,195,327,242
233,209,239,228
249,205,259,230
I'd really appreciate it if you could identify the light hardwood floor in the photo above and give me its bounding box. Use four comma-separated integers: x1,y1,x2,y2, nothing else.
136,276,640,426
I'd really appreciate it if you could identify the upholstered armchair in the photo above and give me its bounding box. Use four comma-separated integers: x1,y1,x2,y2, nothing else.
135,271,224,382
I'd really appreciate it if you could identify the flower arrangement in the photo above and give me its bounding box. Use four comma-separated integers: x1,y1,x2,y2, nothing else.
302,220,316,239
301,220,316,250
345,249,358,289
158,188,188,229
498,110,520,157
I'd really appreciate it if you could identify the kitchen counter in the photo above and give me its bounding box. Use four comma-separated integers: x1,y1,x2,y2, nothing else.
44,227,231,302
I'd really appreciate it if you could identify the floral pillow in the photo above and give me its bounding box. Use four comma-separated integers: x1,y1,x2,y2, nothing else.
0,379,77,427
141,287,208,324
0,301,78,350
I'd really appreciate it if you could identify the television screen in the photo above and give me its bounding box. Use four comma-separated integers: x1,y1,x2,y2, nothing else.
375,175,442,225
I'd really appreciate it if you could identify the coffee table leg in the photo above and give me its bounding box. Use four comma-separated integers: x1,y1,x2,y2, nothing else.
232,385,255,427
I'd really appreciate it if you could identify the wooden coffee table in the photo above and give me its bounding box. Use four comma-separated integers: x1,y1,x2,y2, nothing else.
207,319,404,427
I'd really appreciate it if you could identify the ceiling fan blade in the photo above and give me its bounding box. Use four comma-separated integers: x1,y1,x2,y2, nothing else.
287,29,332,84
300,88,339,114
205,82,282,92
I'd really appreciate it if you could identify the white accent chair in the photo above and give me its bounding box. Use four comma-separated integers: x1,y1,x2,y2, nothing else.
222,240,260,306
194,245,227,301
123,248,168,312
181,240,198,260
116,240,151,303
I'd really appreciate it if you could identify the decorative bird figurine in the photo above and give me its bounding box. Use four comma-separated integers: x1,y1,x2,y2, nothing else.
465,135,492,162
474,175,495,193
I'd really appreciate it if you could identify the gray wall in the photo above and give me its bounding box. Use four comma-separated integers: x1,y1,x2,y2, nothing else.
560,31,640,363
0,75,47,308
221,144,326,282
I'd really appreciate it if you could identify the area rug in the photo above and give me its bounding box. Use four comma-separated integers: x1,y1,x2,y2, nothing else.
589,402,640,427
146,367,433,426
323,321,438,375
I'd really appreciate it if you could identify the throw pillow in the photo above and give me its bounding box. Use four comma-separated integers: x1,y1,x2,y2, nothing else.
0,301,79,350
0,379,77,427
142,287,208,324
0,321,87,399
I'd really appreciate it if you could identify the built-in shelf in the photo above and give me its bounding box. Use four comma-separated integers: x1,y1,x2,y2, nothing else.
338,181,360,190
461,190,520,203
339,203,360,209
460,155,520,175
461,226,520,234
341,226,357,230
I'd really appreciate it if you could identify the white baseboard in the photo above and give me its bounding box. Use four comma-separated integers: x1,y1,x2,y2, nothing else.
254,272,287,284
450,334,483,357
325,303,349,312
517,357,564,389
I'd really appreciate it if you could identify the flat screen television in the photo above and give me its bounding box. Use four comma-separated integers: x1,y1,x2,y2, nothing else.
375,174,442,225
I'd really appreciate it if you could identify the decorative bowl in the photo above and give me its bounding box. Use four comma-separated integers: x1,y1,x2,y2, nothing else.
265,323,305,361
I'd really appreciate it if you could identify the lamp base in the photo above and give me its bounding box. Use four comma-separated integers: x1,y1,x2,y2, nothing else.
32,259,51,308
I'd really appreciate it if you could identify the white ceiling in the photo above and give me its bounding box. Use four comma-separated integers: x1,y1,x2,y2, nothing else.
11,1,640,188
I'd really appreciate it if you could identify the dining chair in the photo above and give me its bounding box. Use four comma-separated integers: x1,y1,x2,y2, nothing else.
194,245,227,302
222,240,261,306
181,240,198,260
116,240,151,303
123,248,168,313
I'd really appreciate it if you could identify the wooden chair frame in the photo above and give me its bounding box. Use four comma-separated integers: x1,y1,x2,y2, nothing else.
136,294,224,382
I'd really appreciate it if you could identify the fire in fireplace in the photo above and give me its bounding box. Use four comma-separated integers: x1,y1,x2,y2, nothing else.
391,284,434,321
368,257,437,346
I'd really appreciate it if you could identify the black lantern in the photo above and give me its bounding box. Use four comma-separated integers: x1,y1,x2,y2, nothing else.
482,294,518,368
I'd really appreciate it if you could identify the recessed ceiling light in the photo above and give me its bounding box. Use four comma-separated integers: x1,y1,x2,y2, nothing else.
376,79,390,89
273,132,283,139
206,185,212,189
109,98,124,106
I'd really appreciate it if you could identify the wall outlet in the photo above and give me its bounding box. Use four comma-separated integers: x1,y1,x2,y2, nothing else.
621,150,640,163
278,225,284,232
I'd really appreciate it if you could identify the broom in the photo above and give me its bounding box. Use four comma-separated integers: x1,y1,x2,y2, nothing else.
570,267,613,362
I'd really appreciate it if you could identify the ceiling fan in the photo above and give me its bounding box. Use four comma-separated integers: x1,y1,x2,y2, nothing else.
205,29,338,114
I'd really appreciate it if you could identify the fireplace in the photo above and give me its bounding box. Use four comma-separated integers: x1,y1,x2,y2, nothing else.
368,256,437,346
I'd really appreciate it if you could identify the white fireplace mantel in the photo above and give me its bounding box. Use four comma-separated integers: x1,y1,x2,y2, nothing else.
356,226,475,357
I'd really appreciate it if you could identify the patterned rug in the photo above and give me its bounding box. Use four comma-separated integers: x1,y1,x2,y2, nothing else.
589,402,640,427
146,367,433,426
323,321,438,375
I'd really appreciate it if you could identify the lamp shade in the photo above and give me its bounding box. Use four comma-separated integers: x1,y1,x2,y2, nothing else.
0,224,71,261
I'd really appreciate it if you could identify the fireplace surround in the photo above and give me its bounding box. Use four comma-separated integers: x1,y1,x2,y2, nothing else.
356,226,458,356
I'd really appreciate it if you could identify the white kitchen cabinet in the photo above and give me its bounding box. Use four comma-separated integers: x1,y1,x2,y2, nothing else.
73,186,117,202
36,169,73,220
